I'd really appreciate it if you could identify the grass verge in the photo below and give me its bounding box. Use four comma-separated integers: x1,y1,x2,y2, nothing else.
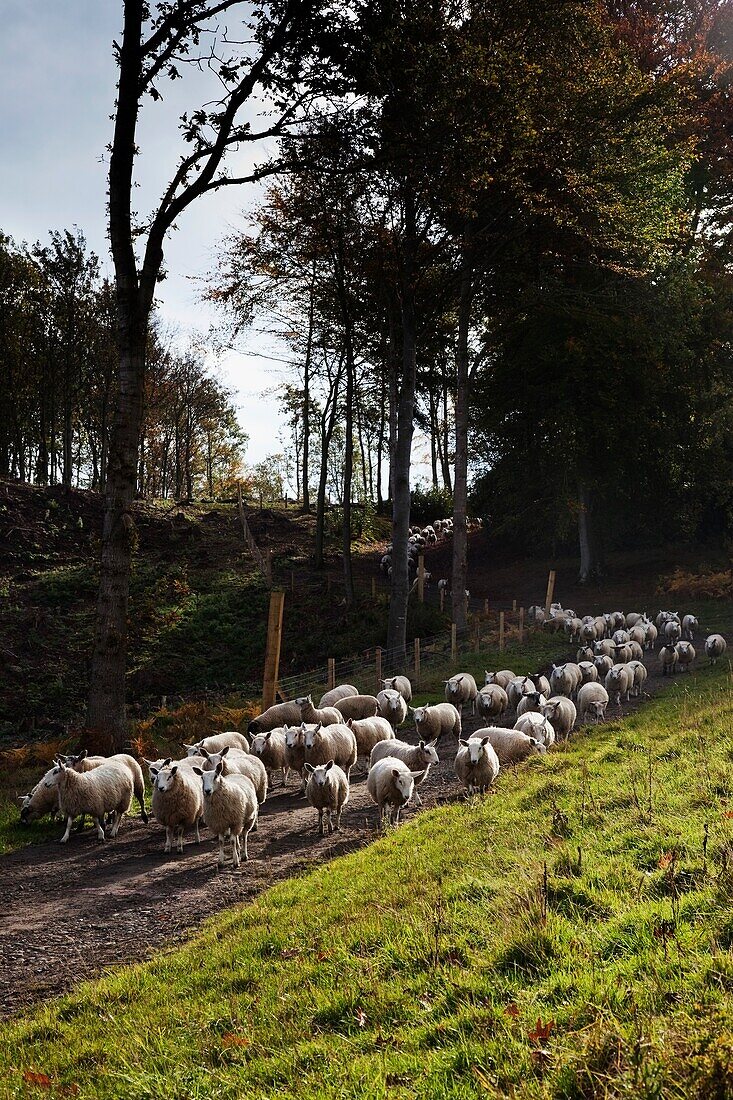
3,665,733,1097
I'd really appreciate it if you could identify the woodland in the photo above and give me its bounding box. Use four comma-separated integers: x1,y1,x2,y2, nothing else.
1,1,733,745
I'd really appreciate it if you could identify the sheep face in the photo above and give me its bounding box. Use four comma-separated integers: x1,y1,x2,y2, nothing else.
590,702,606,720
285,726,303,750
152,765,180,793
198,763,224,796
411,706,428,724
392,769,415,803
304,760,335,786
294,695,312,707
303,725,323,750
250,733,270,755
183,743,201,757
529,738,548,755
418,739,440,765
459,737,491,764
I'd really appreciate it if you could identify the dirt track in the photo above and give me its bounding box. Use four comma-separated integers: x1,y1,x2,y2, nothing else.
0,654,672,1020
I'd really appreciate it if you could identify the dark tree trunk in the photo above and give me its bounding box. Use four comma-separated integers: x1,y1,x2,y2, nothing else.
302,265,315,512
314,358,342,568
451,231,473,631
577,482,602,583
342,332,355,606
441,379,452,493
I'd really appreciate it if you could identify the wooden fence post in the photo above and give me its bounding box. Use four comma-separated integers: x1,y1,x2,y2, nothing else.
544,570,556,618
375,647,382,695
327,657,336,691
484,598,489,616
418,554,425,603
440,588,445,612
473,618,480,652
451,623,457,661
262,590,285,711
519,606,525,643
512,598,517,612
414,637,420,685
499,611,505,652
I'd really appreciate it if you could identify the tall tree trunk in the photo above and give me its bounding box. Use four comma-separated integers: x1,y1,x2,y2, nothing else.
302,264,315,512
387,192,417,661
428,385,439,489
441,379,452,493
452,232,473,631
577,482,601,583
342,332,355,606
376,359,385,510
314,359,342,568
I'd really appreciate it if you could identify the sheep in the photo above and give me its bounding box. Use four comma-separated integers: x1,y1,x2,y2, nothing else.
144,754,206,776
367,757,424,826
612,629,631,646
612,643,632,665
319,684,359,708
605,663,632,705
594,654,613,678
659,643,679,677
411,702,461,743
578,661,599,684
54,751,148,822
249,730,291,788
18,769,63,825
50,761,134,844
629,624,646,647
527,605,546,625
609,612,626,631
334,694,380,721
506,675,535,710
201,747,268,806
675,641,696,673
643,620,658,649
248,700,303,735
549,663,578,698
377,688,408,728
303,722,358,780
193,763,258,868
594,639,615,659
627,660,648,696
625,612,644,628
476,683,509,721
474,726,547,766
627,641,644,662
455,737,500,795
284,724,307,789
577,682,609,723
530,673,551,697
296,695,343,727
514,711,555,747
682,615,699,642
370,737,439,804
593,616,608,639
516,691,548,717
346,716,395,764
444,673,478,716
664,620,682,645
484,669,516,690
541,696,576,739
579,620,597,645
705,634,727,664
304,760,350,835
150,762,204,853
382,675,412,702
184,732,250,756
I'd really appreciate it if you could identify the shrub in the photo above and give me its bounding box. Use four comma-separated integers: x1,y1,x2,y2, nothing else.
410,485,453,524
657,568,733,600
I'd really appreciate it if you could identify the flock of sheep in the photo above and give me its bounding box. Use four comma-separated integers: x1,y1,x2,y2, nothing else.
16,604,726,870
379,518,480,582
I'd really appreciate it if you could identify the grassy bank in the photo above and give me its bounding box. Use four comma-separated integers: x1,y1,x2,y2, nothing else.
2,664,733,1097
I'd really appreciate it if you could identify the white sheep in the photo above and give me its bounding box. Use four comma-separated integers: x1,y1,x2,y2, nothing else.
612,629,631,645
644,621,658,649
193,763,258,868
284,725,307,789
625,612,644,628
484,669,516,690
367,757,424,826
201,747,268,806
334,694,380,721
681,615,699,641
514,711,555,747
527,604,545,624
594,654,614,678
664,620,682,645
705,634,727,664
444,673,478,716
549,663,579,698
577,682,609,722
627,660,648,696
319,684,359,708
296,695,343,727
249,730,291,787
303,722,358,780
675,641,696,673
346,716,395,764
541,696,576,739
150,762,204,853
57,751,148,821
248,701,303,735
476,684,509,721
473,726,547,765
516,691,547,717
530,673,552,697
578,661,599,684
377,688,408,728
50,761,134,844
184,732,250,756
369,737,439,804
410,702,461,743
612,643,633,665
605,663,632,704
455,737,500,795
304,760,350,835
659,644,679,677
594,639,615,659
382,675,412,702
18,770,61,825
506,675,535,710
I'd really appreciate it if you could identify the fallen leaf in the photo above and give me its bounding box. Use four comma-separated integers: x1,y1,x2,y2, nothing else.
23,1070,52,1087
221,1032,250,1048
528,1017,555,1044
504,1002,520,1019
658,851,675,870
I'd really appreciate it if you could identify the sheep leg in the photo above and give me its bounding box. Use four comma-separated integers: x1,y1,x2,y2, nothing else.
164,826,173,853
108,811,120,837
137,794,148,823
241,827,250,862
334,809,342,833
413,789,423,807
218,835,226,868
195,818,201,844
326,809,333,835
93,816,105,841
176,826,184,854
59,816,74,844
232,834,241,869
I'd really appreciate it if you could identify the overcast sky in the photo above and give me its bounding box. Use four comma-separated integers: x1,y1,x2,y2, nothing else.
0,0,287,464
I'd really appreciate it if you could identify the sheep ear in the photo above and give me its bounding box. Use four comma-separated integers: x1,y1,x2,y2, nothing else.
428,739,438,748
300,722,306,731
458,738,469,747
315,722,322,733
481,737,490,746
215,762,224,777
391,768,401,779
192,766,203,776
264,731,271,740
183,743,193,751
150,766,159,777
408,706,415,714
325,759,334,771
162,758,172,767
347,719,353,728
304,763,315,774
77,749,87,760
170,765,178,776
221,746,229,757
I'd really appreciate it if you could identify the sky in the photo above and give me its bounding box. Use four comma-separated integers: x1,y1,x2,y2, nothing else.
0,0,288,464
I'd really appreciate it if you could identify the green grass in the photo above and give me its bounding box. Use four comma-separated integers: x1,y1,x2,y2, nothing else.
3,665,733,1097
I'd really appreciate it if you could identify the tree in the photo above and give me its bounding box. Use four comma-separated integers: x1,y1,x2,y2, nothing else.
87,0,326,745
